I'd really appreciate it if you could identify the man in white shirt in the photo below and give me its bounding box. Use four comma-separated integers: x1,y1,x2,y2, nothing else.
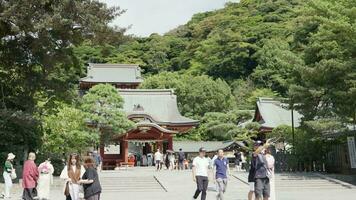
192,147,210,200
154,149,162,171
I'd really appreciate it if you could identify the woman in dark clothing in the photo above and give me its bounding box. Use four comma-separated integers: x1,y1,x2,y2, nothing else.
79,157,102,200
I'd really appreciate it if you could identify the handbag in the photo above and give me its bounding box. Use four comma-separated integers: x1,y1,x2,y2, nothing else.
10,169,17,179
64,182,70,196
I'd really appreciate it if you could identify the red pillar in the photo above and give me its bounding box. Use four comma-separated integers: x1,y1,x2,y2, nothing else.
122,140,128,163
168,135,173,150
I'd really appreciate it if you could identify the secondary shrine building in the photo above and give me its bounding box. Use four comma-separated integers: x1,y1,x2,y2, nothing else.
80,63,199,169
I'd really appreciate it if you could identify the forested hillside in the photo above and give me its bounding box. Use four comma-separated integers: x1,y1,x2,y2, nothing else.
0,0,355,159
76,0,355,126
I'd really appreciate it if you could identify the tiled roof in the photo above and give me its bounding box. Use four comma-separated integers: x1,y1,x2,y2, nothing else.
119,89,199,125
255,98,302,128
80,63,143,83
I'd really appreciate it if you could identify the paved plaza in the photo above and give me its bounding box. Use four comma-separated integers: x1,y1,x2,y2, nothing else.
2,167,356,200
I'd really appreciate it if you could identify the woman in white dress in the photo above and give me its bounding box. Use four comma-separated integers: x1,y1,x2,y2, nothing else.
60,153,85,200
37,159,54,200
265,148,276,200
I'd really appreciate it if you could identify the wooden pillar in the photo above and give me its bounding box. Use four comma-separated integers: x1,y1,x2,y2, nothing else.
122,140,129,163
168,135,173,150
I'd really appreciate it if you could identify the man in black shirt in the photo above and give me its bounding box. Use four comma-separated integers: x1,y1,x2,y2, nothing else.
247,141,262,200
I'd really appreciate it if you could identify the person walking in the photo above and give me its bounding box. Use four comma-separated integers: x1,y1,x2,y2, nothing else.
154,149,162,171
60,153,85,200
22,152,39,200
213,149,230,200
37,158,54,200
2,153,16,199
178,149,185,170
265,148,275,200
192,147,210,200
79,157,102,200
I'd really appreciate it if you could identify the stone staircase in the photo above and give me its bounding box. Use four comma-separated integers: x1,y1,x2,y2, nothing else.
233,172,354,190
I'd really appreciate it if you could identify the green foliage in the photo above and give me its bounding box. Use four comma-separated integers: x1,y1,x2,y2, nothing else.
0,0,124,154
0,109,42,154
81,84,135,143
140,72,235,117
290,0,356,122
182,110,254,141
42,104,97,156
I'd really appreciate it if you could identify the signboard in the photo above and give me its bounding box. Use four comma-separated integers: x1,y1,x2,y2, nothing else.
104,144,121,155
347,137,356,169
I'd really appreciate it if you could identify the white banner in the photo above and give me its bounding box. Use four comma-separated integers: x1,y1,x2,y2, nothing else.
347,137,356,169
104,144,121,155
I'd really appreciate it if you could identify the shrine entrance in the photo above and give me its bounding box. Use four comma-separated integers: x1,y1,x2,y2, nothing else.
128,140,169,166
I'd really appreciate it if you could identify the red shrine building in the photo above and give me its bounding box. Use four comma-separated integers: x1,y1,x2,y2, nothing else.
80,63,199,169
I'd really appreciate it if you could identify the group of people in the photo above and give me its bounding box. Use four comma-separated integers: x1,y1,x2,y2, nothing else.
1,152,54,200
191,140,275,200
153,148,189,171
1,152,102,200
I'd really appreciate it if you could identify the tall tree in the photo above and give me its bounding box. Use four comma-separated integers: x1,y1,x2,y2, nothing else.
81,84,135,143
140,72,235,117
290,0,356,122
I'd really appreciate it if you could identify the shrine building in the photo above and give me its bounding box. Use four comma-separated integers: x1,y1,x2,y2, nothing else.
80,63,199,169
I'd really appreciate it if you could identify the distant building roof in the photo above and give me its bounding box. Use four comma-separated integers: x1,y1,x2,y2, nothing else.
254,98,303,129
119,89,199,125
80,63,143,83
173,141,245,153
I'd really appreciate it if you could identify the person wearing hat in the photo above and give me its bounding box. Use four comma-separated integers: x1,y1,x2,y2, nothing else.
2,153,15,199
192,147,210,200
250,140,272,200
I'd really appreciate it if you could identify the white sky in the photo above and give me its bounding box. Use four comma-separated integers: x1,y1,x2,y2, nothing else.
101,0,237,37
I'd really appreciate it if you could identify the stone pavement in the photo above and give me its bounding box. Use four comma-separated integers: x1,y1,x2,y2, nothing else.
1,167,355,200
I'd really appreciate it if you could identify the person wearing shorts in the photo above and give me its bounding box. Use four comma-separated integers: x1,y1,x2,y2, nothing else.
213,149,230,200
248,141,263,200
254,150,270,200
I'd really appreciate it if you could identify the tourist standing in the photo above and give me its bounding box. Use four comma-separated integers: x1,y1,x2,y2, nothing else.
248,141,262,200
234,150,242,171
178,148,185,170
241,152,247,171
2,153,16,199
213,149,230,200
22,152,39,200
79,157,102,200
37,159,54,200
254,143,270,200
265,148,275,200
164,153,170,170
60,153,85,200
192,147,210,200
154,149,162,171
93,151,102,171
169,153,175,170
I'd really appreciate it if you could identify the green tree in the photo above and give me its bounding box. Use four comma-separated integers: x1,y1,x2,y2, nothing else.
81,84,135,143
0,0,124,152
140,72,235,117
290,0,356,122
42,104,97,155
